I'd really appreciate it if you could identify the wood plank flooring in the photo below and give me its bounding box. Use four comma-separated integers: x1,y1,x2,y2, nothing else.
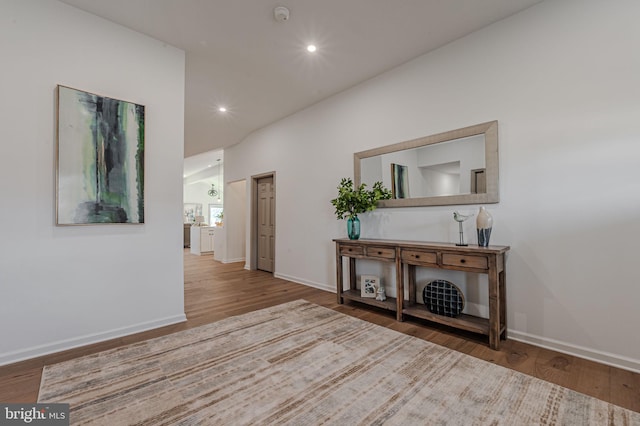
1,250,638,413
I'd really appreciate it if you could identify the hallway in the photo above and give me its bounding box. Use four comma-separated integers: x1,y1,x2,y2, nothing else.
0,251,637,412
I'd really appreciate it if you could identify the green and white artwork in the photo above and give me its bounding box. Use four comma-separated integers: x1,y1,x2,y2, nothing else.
57,85,145,225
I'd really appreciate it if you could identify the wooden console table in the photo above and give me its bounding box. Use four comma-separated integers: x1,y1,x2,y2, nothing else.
334,238,510,350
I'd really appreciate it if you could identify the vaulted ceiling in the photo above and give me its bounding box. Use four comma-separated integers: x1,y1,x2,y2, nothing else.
59,0,542,160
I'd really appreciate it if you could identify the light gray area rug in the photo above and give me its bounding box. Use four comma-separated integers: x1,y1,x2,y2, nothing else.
39,300,639,425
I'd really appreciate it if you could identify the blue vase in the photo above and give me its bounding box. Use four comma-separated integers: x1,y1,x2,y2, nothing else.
347,216,360,240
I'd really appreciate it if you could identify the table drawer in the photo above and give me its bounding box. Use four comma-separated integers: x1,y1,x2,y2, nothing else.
442,253,488,270
365,246,396,260
340,245,364,257
401,249,437,265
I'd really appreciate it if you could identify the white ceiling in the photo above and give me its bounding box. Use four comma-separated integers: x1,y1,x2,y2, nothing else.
59,0,541,160
182,150,223,181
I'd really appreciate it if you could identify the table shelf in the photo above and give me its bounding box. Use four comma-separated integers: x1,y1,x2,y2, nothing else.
335,238,509,350
403,303,489,335
341,289,397,312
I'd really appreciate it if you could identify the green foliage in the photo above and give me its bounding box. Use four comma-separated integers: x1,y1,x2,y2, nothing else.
330,178,392,220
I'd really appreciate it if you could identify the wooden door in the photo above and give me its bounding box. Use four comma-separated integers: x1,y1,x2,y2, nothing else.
257,176,275,272
471,168,487,194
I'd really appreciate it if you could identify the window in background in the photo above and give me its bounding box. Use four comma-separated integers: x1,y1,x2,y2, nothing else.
209,205,223,226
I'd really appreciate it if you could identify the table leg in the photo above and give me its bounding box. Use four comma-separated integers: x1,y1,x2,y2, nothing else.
500,268,507,340
349,257,357,291
396,251,403,321
488,256,500,350
335,245,343,304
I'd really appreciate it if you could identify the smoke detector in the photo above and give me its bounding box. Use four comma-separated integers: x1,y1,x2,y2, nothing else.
273,6,290,22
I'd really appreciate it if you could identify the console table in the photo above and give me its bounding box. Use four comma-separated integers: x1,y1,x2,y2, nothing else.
334,238,510,350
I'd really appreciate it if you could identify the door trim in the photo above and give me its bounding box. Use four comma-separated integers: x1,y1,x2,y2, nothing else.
250,172,276,272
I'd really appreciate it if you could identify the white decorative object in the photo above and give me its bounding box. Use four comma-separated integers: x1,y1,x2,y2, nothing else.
453,211,474,246
476,206,494,247
360,275,379,298
376,283,387,301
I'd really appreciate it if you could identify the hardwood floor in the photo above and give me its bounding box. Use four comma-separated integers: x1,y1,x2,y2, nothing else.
1,250,638,412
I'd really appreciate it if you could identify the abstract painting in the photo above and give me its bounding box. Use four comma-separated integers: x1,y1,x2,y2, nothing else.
57,86,145,225
391,163,409,199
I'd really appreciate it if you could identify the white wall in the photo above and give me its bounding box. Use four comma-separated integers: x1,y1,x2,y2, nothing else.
224,180,247,263
226,0,640,371
0,1,186,365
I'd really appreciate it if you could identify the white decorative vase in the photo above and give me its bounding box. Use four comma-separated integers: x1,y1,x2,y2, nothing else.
476,206,493,247
376,283,386,301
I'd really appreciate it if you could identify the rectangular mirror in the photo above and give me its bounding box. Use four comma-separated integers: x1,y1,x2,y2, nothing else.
355,121,499,207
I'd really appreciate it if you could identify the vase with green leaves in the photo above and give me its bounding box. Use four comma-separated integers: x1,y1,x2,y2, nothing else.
330,178,392,240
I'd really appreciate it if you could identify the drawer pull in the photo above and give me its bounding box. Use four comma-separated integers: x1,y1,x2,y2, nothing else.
460,259,466,263
377,251,382,255
401,250,437,264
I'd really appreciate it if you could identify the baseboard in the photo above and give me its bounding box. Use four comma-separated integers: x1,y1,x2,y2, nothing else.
222,257,245,264
272,272,640,373
0,313,187,367
273,272,333,293
508,329,640,374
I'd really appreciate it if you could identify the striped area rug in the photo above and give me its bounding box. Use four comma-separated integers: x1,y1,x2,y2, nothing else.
39,300,639,425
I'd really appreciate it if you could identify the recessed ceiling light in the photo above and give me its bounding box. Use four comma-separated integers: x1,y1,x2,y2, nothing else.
306,44,317,53
208,164,212,168
218,106,227,112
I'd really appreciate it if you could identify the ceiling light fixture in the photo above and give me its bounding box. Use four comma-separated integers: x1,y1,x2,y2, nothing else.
306,44,317,53
218,106,227,113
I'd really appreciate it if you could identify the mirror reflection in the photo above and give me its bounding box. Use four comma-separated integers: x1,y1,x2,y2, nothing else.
360,134,485,199
355,121,499,208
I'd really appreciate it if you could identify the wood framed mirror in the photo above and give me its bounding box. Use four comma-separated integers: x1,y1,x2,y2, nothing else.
354,121,499,207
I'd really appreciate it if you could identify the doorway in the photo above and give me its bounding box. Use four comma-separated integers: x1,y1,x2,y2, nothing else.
251,173,275,273
470,168,487,194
